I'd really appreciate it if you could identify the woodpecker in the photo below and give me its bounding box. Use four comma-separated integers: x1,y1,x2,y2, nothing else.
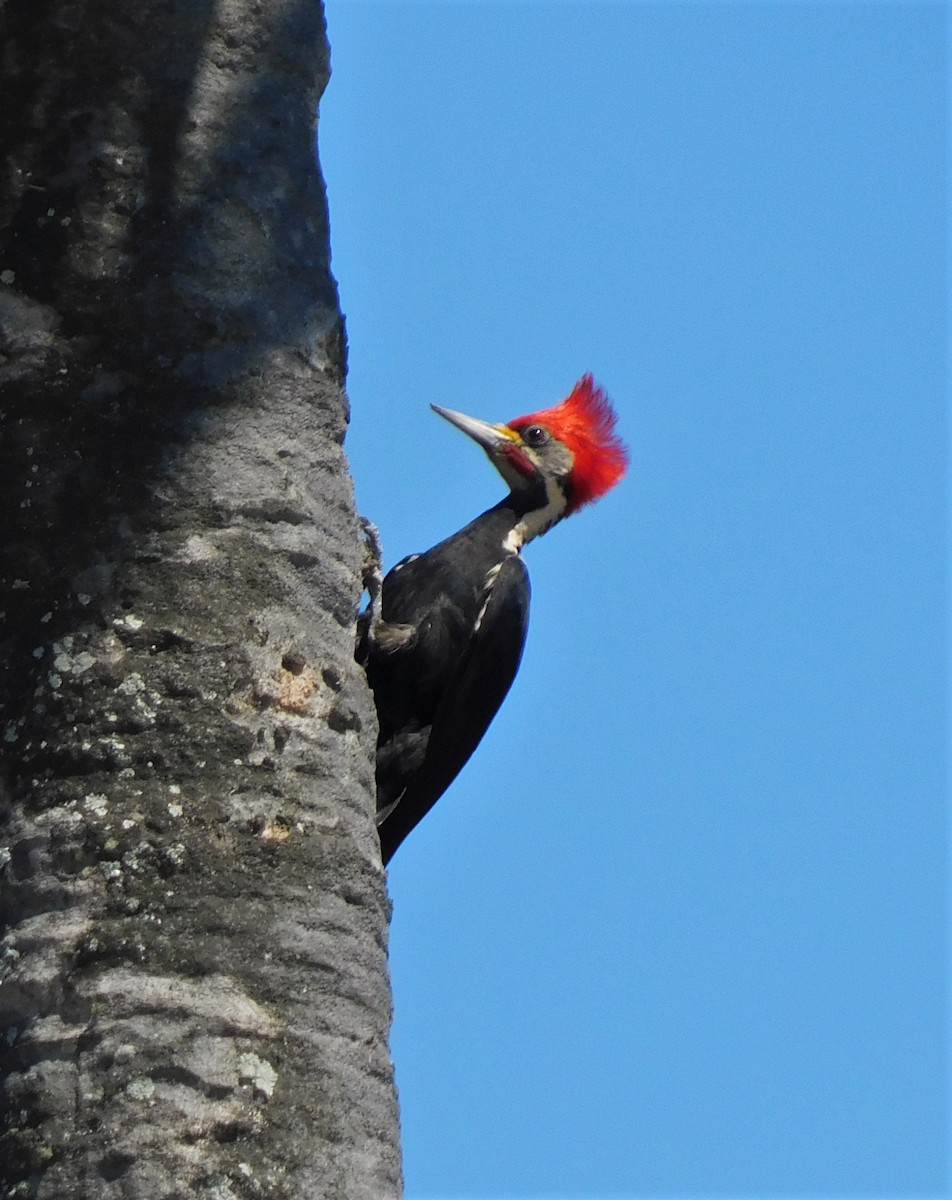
361,375,628,865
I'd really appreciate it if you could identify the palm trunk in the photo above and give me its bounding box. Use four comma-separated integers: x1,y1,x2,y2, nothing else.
0,1,400,1195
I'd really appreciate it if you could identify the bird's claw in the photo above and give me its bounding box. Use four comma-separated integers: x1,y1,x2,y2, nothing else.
358,516,384,605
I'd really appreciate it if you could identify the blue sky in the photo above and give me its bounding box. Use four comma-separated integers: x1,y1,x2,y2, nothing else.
319,4,947,1198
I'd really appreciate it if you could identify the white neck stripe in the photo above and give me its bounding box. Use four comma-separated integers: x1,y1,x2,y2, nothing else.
503,476,567,553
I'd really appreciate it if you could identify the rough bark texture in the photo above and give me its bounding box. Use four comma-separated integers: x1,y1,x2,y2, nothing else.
0,1,401,1196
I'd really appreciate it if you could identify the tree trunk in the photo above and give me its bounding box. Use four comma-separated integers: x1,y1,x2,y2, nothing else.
0,1,400,1196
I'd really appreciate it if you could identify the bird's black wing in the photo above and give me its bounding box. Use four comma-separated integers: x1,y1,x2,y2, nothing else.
377,554,530,864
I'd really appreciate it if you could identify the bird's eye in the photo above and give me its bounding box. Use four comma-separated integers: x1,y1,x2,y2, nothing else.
522,425,549,448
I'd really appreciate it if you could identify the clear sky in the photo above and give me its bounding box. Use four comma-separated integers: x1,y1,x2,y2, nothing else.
319,4,947,1198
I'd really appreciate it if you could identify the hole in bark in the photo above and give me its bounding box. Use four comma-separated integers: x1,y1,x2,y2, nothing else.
281,651,306,675
321,664,343,692
327,704,360,734
100,1152,134,1181
148,629,191,654
211,1119,256,1143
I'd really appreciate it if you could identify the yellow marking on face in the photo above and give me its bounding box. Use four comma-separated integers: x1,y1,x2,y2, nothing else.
496,425,521,442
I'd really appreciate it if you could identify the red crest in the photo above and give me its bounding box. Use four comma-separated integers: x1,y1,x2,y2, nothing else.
509,375,628,511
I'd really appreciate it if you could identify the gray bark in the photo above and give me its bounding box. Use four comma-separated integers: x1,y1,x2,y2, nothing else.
0,1,400,1196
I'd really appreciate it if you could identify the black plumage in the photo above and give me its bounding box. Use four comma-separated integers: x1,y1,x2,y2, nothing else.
358,378,628,864
367,502,531,864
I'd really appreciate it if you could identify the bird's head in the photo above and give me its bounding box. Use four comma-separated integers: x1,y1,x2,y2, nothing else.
432,375,628,527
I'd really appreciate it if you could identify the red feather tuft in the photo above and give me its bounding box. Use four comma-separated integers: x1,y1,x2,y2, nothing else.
508,375,629,512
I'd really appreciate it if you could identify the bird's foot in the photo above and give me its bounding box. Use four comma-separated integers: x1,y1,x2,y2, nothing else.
358,516,384,605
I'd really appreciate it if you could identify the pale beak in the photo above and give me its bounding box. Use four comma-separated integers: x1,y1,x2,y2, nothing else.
431,404,517,453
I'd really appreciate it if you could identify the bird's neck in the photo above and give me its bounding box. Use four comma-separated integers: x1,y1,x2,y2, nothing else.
479,476,569,555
